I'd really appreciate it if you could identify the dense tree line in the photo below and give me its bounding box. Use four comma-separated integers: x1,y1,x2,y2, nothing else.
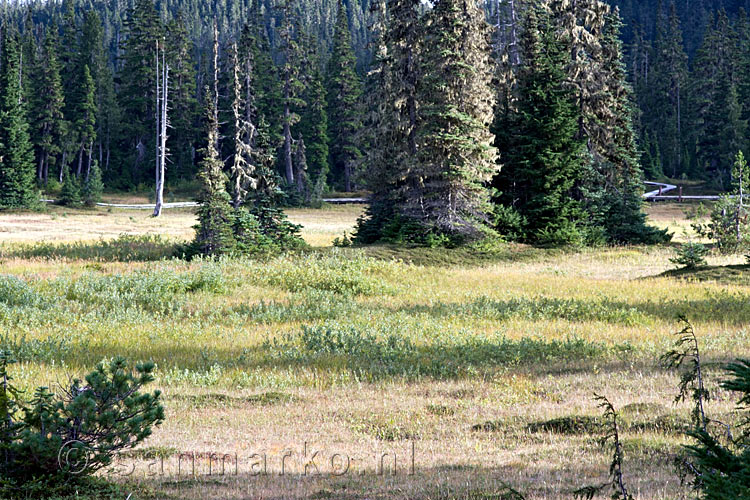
628,2,750,188
7,0,750,248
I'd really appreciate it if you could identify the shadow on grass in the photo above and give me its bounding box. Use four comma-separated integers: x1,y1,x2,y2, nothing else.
657,264,750,286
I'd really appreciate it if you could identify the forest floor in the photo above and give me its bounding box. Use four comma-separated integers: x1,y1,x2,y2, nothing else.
0,202,747,499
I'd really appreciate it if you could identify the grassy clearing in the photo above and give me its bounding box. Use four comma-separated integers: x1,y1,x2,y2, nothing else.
0,203,748,499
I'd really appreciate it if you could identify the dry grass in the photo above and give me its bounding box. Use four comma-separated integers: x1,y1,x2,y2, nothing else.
0,203,747,499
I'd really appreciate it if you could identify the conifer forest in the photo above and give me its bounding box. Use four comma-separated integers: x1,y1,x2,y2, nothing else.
2,1,750,499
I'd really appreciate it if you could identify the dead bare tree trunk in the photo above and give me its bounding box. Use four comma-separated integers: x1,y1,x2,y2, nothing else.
154,42,169,218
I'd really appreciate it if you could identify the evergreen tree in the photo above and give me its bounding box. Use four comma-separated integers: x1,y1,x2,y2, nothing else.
73,65,97,179
79,11,119,182
297,44,329,198
354,0,422,243
414,0,499,238
30,27,67,185
326,0,363,192
59,166,82,206
0,28,37,209
649,3,688,178
118,0,163,186
20,8,36,103
83,161,104,206
279,1,306,189
592,9,670,243
192,89,236,256
493,7,586,245
166,13,199,180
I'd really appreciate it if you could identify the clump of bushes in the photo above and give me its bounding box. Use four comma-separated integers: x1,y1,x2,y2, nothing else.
0,354,163,497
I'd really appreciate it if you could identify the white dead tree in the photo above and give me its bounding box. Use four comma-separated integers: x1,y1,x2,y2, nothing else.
153,40,169,217
229,41,257,208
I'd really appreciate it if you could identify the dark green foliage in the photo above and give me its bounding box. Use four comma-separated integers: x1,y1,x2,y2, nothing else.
191,86,306,258
587,9,670,245
296,41,330,198
0,28,37,209
684,359,750,500
661,316,709,432
117,0,163,187
29,27,67,186
414,0,499,238
671,242,709,269
192,90,237,257
326,0,363,192
165,13,199,181
353,0,421,244
0,354,163,496
82,161,104,206
493,7,587,245
59,168,82,207
231,206,307,255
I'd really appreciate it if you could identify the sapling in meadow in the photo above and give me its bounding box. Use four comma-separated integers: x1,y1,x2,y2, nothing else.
670,242,709,270
660,316,709,432
575,395,632,500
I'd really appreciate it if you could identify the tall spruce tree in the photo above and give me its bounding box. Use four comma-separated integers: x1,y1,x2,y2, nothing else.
354,0,422,243
492,7,586,245
0,28,37,208
296,40,329,199
30,27,66,185
649,2,688,178
74,65,97,179
193,88,235,256
592,9,670,243
326,0,363,192
279,0,306,189
414,0,499,238
166,13,198,180
118,0,163,186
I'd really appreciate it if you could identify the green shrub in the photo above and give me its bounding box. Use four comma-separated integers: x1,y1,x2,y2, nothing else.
0,275,45,307
59,169,82,207
686,360,750,499
0,354,163,496
56,264,227,314
82,162,104,207
265,325,633,380
670,243,709,270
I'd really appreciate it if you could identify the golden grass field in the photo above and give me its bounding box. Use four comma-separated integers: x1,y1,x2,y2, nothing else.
0,201,748,499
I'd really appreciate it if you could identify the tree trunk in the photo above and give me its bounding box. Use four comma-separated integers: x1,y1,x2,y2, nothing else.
43,152,49,185
154,46,169,218
86,141,93,180
344,161,352,193
60,151,67,182
77,146,84,177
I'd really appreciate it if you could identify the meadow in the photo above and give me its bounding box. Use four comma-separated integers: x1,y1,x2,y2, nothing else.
0,202,747,499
